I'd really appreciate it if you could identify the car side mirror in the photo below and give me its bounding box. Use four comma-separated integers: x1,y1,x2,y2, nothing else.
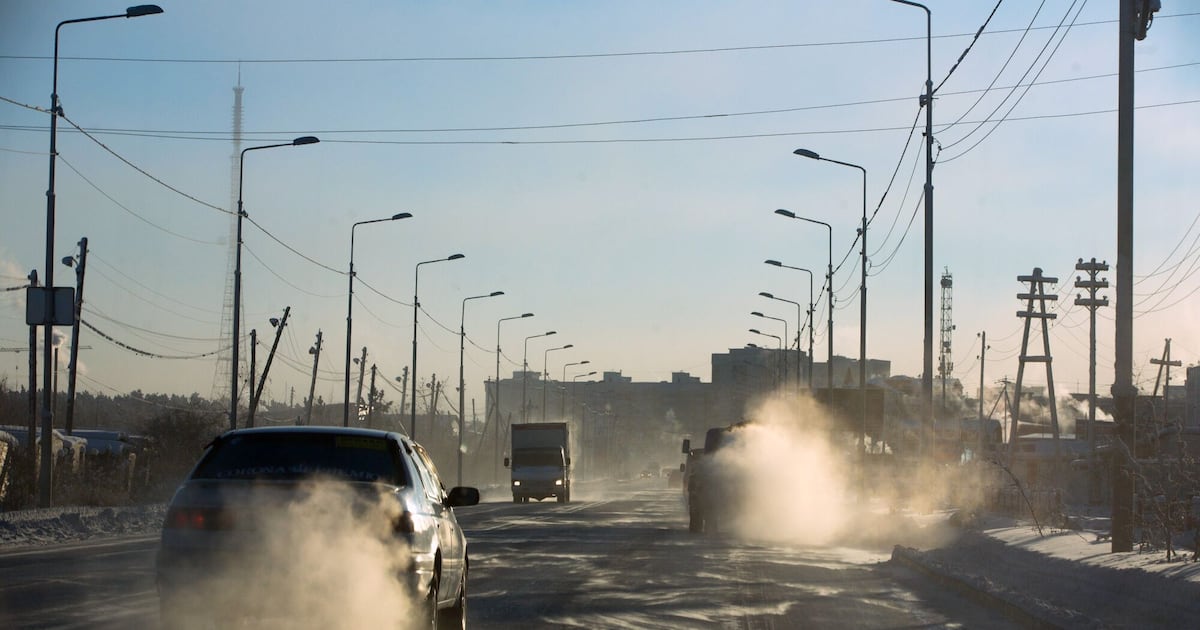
503,457,510,468
446,486,480,507
681,439,691,454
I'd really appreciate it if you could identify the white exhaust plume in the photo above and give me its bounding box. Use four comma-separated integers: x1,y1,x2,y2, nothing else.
170,480,422,629
708,390,962,552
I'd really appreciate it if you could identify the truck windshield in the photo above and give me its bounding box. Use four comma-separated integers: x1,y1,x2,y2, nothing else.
512,448,563,467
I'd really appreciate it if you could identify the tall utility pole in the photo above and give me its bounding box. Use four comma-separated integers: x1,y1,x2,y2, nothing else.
1150,339,1181,429
1011,268,1062,477
1113,0,1159,553
1075,258,1109,503
63,237,86,435
977,331,988,457
27,270,38,492
367,364,378,428
248,306,290,427
304,330,323,426
354,346,368,423
248,329,257,427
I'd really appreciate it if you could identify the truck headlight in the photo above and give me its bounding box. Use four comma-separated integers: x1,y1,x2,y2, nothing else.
512,481,521,487
554,479,564,486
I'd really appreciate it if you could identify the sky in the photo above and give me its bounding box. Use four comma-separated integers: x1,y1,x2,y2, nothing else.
0,1,1198,418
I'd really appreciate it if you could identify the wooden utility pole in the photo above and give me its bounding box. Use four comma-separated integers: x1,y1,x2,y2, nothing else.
367,363,378,428
1011,269,1061,477
304,330,323,426
398,367,409,433
1075,258,1109,503
248,306,290,427
1150,339,1182,433
63,237,86,435
354,346,368,424
247,329,256,428
977,331,988,457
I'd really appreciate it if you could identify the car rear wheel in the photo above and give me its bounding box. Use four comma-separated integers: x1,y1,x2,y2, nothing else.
436,565,466,630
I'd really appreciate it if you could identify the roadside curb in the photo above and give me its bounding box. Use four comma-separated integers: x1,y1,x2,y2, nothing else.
890,545,1062,629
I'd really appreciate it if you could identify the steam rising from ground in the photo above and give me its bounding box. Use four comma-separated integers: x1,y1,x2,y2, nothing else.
707,391,963,552
170,481,422,629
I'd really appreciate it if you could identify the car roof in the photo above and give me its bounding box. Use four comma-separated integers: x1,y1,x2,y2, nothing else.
217,425,404,442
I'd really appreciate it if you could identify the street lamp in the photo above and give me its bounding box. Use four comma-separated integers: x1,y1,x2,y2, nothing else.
458,290,504,486
561,360,590,417
522,331,557,423
749,328,783,387
794,148,869,477
761,277,814,392
231,135,320,431
890,0,935,459
410,253,465,439
345,212,411,427
495,312,534,480
775,209,834,396
38,4,163,507
542,344,574,421
571,371,597,423
751,311,788,388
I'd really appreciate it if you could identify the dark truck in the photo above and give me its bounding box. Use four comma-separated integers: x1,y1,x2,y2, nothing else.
681,423,744,533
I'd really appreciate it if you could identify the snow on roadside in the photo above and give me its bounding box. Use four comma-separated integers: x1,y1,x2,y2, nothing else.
0,504,167,547
897,511,1200,629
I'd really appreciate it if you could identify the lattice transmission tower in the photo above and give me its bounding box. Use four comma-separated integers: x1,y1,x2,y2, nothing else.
938,267,954,407
211,75,245,399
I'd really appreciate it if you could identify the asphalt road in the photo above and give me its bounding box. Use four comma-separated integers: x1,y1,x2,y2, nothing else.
0,481,1020,629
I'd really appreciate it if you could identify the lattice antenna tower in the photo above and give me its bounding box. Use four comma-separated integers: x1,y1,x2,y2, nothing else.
211,71,245,399
938,268,954,385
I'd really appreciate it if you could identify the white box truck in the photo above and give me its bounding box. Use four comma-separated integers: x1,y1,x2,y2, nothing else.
505,422,570,503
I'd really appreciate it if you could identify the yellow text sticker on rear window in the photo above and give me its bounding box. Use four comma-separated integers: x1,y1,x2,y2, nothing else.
335,436,388,450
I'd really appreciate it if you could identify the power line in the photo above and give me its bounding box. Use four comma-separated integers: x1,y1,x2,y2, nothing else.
938,0,1090,163
934,0,1008,95
2,13,1193,65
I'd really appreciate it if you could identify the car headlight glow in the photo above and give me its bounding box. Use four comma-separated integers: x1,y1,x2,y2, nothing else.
555,479,564,486
512,480,521,486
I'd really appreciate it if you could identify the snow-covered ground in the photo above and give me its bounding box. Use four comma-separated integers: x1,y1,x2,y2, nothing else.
3,502,1200,627
0,504,167,547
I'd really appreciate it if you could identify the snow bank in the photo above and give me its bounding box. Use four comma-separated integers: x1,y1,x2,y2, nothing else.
0,504,167,547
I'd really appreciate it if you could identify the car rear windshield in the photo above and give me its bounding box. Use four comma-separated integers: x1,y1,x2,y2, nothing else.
191,433,405,484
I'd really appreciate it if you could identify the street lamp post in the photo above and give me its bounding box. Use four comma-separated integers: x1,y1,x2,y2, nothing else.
542,344,574,421
794,148,868,470
39,4,163,507
345,213,411,427
495,313,533,480
561,360,590,417
749,328,783,387
761,273,814,392
890,0,935,458
522,331,557,423
458,291,504,486
775,210,833,395
410,254,465,439
751,312,788,388
232,136,320,431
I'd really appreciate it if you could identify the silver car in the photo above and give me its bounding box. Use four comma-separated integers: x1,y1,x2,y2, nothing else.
156,426,478,629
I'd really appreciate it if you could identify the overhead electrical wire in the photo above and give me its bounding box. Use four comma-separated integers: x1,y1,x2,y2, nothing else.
935,0,1007,96
88,253,221,316
82,319,225,360
3,13,1195,65
938,0,1090,163
57,154,222,245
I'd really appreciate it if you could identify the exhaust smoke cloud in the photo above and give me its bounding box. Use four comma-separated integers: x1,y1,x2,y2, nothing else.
707,390,962,553
169,480,423,629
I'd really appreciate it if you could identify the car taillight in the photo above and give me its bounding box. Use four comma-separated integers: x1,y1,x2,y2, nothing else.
164,506,227,530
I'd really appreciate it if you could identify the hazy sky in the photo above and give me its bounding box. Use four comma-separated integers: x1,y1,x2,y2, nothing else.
1,1,1198,416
